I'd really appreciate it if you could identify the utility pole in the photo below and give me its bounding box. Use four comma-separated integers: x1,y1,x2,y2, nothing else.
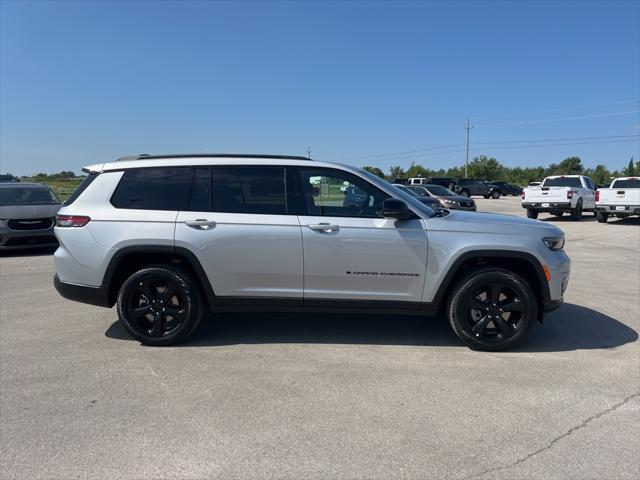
464,118,473,178
307,146,312,159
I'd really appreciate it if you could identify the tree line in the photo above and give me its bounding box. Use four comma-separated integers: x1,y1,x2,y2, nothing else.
363,156,638,186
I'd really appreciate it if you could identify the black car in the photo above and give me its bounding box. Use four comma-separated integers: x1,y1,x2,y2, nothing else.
489,181,522,196
454,178,501,199
392,184,443,209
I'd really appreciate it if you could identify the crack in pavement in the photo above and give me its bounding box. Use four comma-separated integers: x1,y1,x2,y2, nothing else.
464,391,640,479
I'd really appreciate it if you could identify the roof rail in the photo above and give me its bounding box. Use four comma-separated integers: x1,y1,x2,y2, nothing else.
114,153,312,162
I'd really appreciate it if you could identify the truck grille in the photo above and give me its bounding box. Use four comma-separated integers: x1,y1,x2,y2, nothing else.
7,218,54,231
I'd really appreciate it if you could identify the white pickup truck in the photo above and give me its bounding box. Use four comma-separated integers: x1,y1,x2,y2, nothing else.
595,177,640,223
522,175,597,220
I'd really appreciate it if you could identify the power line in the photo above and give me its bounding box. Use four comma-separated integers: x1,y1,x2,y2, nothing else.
472,99,640,120
475,134,640,145
330,143,465,162
470,138,639,152
475,110,640,128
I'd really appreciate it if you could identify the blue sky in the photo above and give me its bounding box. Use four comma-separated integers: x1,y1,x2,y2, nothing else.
1,0,639,175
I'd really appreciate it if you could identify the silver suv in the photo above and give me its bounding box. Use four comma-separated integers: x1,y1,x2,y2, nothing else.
53,154,571,351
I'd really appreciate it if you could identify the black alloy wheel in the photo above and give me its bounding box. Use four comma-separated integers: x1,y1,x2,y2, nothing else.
448,269,537,351
117,266,203,345
491,190,501,199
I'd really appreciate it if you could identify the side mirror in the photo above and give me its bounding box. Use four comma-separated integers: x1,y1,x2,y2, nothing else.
383,198,414,220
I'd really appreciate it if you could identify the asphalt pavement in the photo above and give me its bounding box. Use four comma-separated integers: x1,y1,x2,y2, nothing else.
1,196,638,479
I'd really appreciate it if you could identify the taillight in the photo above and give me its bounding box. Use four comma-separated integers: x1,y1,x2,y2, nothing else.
521,191,525,200
567,191,573,200
56,215,91,227
595,190,600,202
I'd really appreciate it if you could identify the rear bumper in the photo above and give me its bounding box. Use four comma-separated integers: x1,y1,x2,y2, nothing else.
596,205,640,214
53,274,111,308
523,202,572,211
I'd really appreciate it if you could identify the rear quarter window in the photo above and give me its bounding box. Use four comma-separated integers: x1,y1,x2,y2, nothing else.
64,173,97,205
111,167,193,210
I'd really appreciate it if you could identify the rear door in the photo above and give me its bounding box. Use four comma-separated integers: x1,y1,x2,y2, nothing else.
174,165,303,300
294,167,428,304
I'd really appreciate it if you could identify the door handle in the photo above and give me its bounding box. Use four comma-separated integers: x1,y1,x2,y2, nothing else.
185,219,217,230
308,223,340,233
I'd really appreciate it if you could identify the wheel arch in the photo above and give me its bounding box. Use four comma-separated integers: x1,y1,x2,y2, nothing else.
429,250,550,321
103,246,216,308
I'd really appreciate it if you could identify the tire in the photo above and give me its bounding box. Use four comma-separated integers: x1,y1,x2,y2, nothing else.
117,266,204,346
596,211,608,223
570,201,583,221
491,190,501,199
447,268,538,351
526,209,538,219
460,189,470,197
483,195,490,199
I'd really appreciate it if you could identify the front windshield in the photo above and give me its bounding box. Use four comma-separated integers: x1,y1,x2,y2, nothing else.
0,187,60,206
357,169,437,217
424,184,456,196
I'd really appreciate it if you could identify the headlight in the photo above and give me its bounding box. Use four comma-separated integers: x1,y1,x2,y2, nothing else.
441,199,457,205
543,237,565,250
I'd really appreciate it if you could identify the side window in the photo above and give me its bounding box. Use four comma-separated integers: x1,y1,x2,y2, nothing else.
188,167,211,211
297,168,389,218
211,166,288,215
111,167,192,210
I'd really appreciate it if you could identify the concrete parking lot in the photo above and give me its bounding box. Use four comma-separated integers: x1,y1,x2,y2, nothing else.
1,196,638,480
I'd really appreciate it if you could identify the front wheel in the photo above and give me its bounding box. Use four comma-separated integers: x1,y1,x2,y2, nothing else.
117,266,203,346
460,189,470,197
491,190,501,199
447,268,537,351
596,211,608,223
526,209,538,219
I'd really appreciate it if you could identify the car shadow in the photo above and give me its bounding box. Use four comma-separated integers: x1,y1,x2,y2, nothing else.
0,246,57,257
105,303,637,353
539,215,597,222
602,217,640,226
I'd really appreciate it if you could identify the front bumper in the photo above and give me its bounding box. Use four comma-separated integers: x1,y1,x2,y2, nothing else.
53,274,111,308
0,227,58,250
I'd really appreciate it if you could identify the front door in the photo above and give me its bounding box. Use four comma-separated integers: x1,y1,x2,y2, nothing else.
174,165,303,300
294,167,428,304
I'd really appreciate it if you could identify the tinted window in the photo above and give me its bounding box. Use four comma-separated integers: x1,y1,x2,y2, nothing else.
111,168,192,210
188,168,211,211
424,184,455,196
543,177,582,188
211,166,287,215
0,186,59,206
65,173,97,205
612,178,640,188
298,168,389,218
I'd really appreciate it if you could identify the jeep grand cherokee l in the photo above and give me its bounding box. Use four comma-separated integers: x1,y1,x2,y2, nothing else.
53,154,570,351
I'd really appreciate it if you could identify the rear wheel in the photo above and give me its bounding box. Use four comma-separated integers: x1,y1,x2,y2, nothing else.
596,211,609,223
570,201,583,221
491,190,501,199
117,266,203,346
526,209,538,219
447,268,537,351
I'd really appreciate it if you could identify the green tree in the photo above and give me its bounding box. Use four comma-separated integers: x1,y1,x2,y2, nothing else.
388,166,405,181
557,156,584,175
585,164,611,185
362,166,385,179
467,155,504,180
623,157,635,176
